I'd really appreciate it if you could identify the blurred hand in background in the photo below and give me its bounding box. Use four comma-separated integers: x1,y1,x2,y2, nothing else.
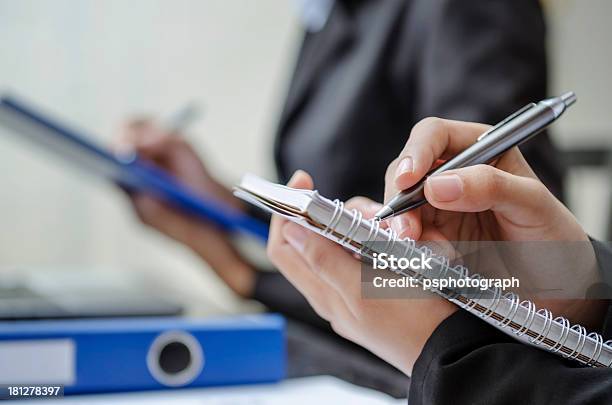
115,119,256,297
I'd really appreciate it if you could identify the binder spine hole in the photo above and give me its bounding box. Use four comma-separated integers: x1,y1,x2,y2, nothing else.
147,331,204,387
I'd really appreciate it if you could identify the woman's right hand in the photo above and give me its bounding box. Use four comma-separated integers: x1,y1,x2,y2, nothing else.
115,119,256,297
384,117,607,329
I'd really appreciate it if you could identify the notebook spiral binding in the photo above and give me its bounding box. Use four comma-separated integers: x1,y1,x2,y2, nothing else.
324,199,612,368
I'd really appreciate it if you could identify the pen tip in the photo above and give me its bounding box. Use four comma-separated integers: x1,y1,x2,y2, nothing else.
560,91,577,107
373,206,394,222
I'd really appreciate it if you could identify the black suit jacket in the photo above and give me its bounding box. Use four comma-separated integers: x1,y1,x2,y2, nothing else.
274,0,563,203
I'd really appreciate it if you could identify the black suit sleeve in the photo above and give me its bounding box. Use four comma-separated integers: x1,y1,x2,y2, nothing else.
393,0,564,198
409,241,612,405
410,310,612,405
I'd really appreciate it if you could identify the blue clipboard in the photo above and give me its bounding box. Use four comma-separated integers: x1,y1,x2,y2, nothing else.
0,94,269,241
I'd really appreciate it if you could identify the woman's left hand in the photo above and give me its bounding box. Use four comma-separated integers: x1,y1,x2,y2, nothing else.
267,170,457,376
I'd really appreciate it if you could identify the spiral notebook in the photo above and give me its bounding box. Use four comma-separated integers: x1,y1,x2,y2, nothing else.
234,174,612,368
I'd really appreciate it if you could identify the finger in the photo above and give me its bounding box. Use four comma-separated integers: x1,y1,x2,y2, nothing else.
135,135,187,165
423,164,557,227
269,170,360,323
267,170,314,249
388,208,422,240
113,118,155,154
281,221,361,308
132,194,194,242
345,197,382,220
267,171,352,320
287,169,314,191
267,169,316,279
416,225,459,258
269,225,354,323
390,118,490,194
115,119,186,164
268,232,342,321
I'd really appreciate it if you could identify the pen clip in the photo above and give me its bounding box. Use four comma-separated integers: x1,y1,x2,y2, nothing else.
477,103,537,141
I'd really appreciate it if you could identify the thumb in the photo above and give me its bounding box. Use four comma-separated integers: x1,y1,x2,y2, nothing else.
287,169,314,190
423,165,556,227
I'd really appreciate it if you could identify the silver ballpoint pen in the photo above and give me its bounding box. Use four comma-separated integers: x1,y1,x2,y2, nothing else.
374,91,577,222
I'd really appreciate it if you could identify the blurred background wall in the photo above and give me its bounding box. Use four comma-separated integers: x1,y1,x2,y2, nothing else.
0,0,610,309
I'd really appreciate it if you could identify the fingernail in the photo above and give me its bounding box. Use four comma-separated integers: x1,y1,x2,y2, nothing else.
368,202,383,215
283,223,307,253
395,157,414,178
390,215,412,238
288,170,300,182
390,216,407,234
287,169,306,186
427,174,463,202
